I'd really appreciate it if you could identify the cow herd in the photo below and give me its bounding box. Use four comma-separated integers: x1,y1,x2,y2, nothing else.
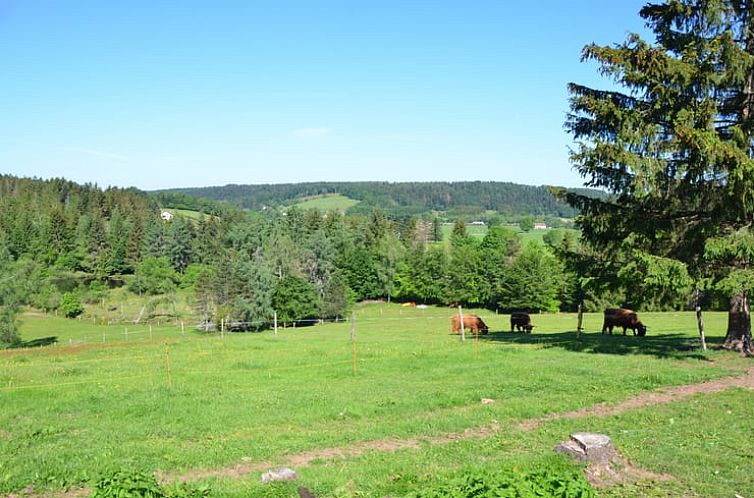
450,308,648,336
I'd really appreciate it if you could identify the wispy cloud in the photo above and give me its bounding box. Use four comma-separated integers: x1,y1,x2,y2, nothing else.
292,127,334,139
63,146,128,161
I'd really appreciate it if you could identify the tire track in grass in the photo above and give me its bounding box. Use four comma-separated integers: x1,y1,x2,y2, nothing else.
169,368,754,483
517,367,754,431
8,368,754,498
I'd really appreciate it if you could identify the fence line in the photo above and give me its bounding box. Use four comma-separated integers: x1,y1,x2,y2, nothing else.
7,312,469,354
0,373,157,391
0,355,390,392
0,337,477,392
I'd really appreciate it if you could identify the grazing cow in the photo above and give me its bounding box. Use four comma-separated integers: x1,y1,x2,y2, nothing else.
510,312,534,333
450,314,489,335
602,308,647,336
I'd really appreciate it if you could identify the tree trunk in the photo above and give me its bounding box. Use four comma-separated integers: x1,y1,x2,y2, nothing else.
724,290,754,356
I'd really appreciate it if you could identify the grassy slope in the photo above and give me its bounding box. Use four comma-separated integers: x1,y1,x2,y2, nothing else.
292,194,360,211
171,209,210,221
1,305,751,497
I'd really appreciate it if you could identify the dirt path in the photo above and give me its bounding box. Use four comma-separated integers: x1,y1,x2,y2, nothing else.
517,366,754,431
169,367,754,483
7,368,754,498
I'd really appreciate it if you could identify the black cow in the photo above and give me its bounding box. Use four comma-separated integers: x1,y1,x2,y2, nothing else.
510,312,534,333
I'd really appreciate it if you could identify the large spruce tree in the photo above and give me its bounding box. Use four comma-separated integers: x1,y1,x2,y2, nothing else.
567,0,754,354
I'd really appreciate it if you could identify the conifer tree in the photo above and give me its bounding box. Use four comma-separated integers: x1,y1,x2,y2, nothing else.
567,0,754,354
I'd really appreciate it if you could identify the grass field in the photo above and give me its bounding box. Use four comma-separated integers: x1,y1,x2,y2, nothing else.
439,224,580,246
171,209,212,221
1,305,752,498
292,194,360,212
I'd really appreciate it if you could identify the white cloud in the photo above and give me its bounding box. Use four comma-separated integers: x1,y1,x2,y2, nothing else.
292,127,334,139
63,146,127,161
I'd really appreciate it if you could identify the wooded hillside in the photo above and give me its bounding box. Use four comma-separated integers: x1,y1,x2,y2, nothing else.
155,181,603,218
1,174,695,349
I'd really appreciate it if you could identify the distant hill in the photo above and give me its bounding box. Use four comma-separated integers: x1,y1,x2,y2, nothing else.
154,181,603,219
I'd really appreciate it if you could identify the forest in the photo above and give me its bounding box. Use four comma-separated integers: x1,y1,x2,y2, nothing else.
0,174,698,347
154,180,604,220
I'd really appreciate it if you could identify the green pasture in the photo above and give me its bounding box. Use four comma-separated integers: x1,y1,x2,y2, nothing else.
292,194,360,212
1,305,752,497
439,223,580,246
440,223,488,239
171,209,211,221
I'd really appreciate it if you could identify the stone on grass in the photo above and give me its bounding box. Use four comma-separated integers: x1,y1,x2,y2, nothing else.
261,467,298,483
554,432,618,465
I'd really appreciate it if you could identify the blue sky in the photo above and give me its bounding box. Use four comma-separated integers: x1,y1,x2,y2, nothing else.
0,1,648,191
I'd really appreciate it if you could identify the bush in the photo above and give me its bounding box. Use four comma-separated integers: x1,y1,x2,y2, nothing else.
85,280,108,304
90,470,210,498
90,470,162,498
130,257,178,295
0,305,20,348
405,467,595,498
60,292,84,318
35,284,62,312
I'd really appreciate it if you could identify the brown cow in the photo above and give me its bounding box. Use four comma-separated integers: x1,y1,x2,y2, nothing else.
510,312,534,333
602,308,647,336
450,314,489,335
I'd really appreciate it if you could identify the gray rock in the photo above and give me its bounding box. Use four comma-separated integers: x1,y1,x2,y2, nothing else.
554,432,618,465
261,467,299,483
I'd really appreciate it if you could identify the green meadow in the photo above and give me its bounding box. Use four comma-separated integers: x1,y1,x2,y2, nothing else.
292,194,360,212
1,305,752,498
170,209,212,221
439,223,580,246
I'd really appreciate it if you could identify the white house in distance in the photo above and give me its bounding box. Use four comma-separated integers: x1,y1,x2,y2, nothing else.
534,222,547,230
160,210,174,221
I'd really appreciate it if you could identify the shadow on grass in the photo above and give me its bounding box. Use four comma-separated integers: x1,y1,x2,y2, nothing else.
14,336,59,348
480,330,720,360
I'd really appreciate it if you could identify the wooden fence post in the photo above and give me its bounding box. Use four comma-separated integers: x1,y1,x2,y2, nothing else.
165,343,173,389
351,311,357,375
457,305,465,342
695,289,707,351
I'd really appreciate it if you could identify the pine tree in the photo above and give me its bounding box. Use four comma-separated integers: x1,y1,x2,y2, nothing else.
567,0,754,354
0,242,20,348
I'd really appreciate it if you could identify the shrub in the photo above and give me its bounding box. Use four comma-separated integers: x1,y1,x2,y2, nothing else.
85,280,109,304
35,284,62,312
130,257,178,295
60,292,84,319
90,470,210,498
405,467,595,498
0,304,20,348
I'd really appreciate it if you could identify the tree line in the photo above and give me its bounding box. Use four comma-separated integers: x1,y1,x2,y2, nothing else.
0,174,705,347
155,181,603,218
